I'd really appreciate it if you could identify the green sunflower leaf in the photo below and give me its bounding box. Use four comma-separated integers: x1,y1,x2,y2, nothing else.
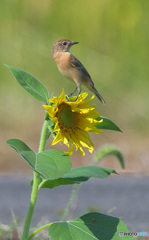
38,177,88,189
38,165,117,189
7,139,72,179
49,212,134,240
63,165,117,180
36,150,72,180
5,65,49,104
6,139,36,169
96,116,122,132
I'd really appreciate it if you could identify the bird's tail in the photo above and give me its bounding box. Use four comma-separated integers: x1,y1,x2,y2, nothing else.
90,85,106,104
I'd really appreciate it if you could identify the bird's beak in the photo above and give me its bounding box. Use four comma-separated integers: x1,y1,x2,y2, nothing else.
71,41,79,46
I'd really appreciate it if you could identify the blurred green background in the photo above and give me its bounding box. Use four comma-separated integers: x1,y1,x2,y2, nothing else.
0,0,149,174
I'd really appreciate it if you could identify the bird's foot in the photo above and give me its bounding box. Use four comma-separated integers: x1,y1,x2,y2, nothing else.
68,87,78,97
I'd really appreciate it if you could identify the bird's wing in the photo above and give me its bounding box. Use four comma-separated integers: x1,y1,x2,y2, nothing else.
70,54,84,69
70,54,93,81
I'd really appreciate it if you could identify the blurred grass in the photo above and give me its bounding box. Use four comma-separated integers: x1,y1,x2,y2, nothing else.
0,0,149,174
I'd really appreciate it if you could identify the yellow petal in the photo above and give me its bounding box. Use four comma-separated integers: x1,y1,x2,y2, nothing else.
78,146,85,156
83,110,100,119
78,95,95,107
66,145,73,155
43,105,55,117
77,92,88,102
59,88,66,103
63,135,70,147
88,147,94,153
52,132,63,145
53,121,60,132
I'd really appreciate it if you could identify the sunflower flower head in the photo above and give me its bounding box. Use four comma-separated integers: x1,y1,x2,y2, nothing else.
43,89,103,156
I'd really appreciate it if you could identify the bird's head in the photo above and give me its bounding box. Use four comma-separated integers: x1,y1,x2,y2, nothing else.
52,39,79,57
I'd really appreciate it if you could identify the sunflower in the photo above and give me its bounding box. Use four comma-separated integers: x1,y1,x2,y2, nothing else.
43,89,102,156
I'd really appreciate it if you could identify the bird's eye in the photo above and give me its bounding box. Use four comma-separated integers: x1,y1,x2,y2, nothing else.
62,41,67,46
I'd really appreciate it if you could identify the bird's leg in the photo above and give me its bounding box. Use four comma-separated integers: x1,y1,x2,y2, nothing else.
75,84,81,101
68,87,78,97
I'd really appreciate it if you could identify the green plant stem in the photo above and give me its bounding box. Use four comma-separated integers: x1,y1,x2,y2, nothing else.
38,179,47,190
21,172,39,240
21,119,49,240
60,184,81,221
27,223,52,240
38,119,49,152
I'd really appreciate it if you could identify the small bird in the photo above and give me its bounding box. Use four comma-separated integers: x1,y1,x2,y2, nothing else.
52,39,106,104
